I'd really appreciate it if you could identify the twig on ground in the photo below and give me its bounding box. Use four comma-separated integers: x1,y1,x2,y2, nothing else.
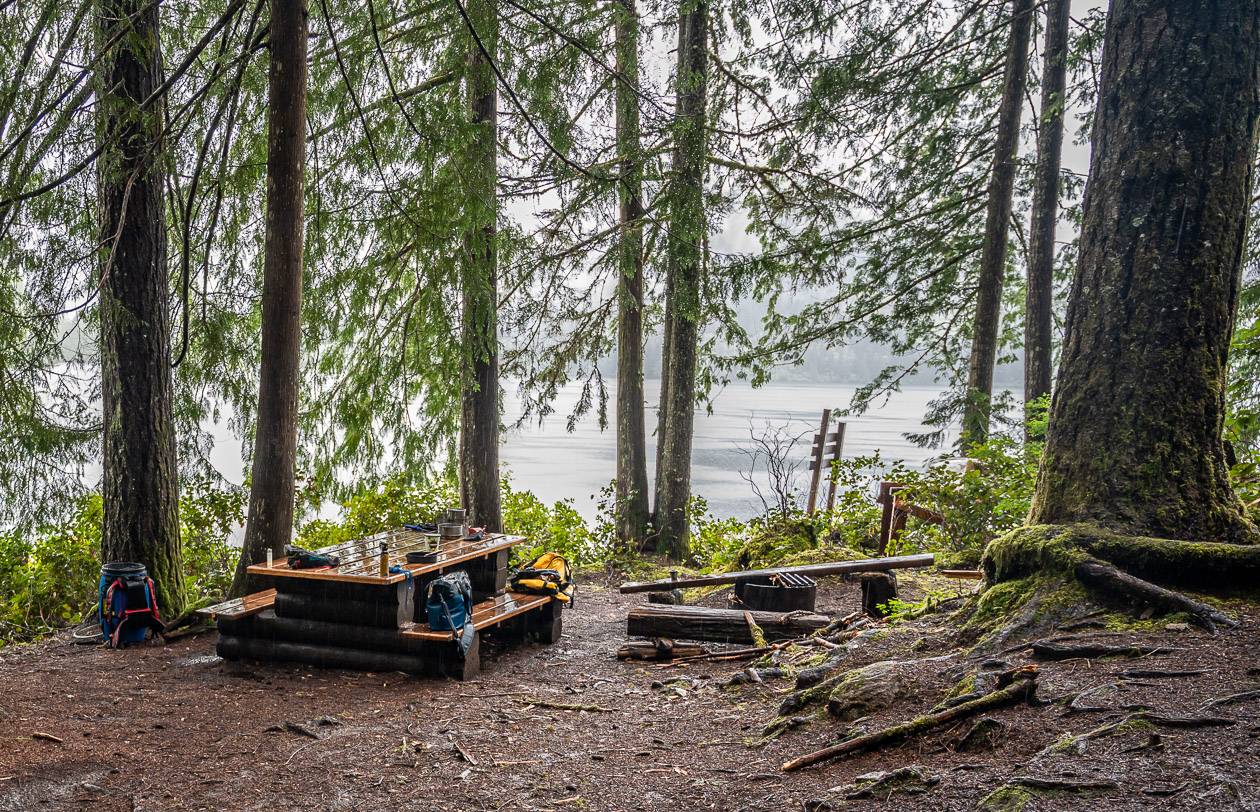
517,699,615,713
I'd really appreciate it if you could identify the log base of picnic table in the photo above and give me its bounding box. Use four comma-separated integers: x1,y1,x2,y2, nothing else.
201,532,560,680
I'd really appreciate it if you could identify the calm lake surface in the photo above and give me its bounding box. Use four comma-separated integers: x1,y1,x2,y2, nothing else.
200,379,964,525
500,380,956,521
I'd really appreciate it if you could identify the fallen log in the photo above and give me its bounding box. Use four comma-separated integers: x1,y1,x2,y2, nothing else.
782,667,1038,772
627,604,830,644
616,638,708,661
618,554,935,594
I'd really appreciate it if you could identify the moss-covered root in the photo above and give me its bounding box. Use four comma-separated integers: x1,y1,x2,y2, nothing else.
983,524,1260,588
975,777,1118,811
976,524,1246,637
1075,559,1236,632
782,667,1038,772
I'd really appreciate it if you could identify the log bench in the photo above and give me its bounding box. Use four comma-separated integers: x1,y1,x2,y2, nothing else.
214,591,559,680
199,589,276,621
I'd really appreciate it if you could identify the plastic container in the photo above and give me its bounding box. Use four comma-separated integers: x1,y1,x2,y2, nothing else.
98,562,153,646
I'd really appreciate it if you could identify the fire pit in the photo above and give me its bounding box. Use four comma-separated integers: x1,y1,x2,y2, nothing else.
733,571,818,612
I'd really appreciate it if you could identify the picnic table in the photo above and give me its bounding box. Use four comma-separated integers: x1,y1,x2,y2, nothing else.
202,529,562,679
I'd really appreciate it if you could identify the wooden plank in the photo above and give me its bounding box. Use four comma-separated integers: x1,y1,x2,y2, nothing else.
246,533,527,585
806,409,831,514
402,591,552,641
824,422,847,511
618,553,935,594
941,569,984,580
197,589,276,620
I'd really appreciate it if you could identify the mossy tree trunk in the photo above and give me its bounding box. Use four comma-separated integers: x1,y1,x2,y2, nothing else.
1030,0,1260,543
961,0,1034,450
232,0,308,597
460,0,502,532
653,0,707,561
614,0,651,548
1023,0,1069,423
96,0,185,615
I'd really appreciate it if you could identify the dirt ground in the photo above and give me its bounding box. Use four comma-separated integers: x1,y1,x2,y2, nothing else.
1,574,1258,811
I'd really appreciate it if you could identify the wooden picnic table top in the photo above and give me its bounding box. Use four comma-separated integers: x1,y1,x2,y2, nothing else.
246,528,528,586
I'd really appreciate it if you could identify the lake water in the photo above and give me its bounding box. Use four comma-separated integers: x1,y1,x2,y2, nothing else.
500,380,956,521
200,379,963,525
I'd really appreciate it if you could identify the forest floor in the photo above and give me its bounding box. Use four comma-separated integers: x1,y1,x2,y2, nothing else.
1,573,1258,811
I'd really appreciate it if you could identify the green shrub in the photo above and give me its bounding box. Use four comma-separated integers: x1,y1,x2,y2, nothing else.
180,478,246,605
296,473,459,549
0,482,247,647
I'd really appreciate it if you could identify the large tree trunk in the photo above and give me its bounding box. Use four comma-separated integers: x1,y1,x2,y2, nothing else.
231,0,309,597
653,0,707,560
960,0,1034,450
1030,0,1260,543
1023,0,1069,421
97,0,185,615
614,0,650,548
460,0,502,532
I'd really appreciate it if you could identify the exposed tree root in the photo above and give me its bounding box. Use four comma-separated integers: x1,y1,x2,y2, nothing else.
1074,560,1236,632
1198,688,1260,714
969,524,1250,647
1029,639,1174,661
1120,668,1209,679
1045,710,1235,757
781,667,1037,771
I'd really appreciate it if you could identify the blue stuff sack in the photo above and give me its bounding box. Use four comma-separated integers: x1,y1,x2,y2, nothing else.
426,571,472,631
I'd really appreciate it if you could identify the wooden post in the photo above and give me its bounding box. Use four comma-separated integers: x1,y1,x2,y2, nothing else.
824,422,847,512
876,481,898,555
806,409,832,514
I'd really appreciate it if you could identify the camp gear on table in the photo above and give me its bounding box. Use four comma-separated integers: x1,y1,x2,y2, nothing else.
510,552,574,605
406,550,441,564
404,522,439,533
98,562,165,648
464,527,485,542
444,508,466,526
439,522,465,540
285,545,341,569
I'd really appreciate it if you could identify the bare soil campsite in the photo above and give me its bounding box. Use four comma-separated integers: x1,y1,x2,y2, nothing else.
3,574,1259,811
4,0,1260,811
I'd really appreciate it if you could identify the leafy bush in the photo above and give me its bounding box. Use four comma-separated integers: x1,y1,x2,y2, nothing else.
296,474,459,549
180,479,246,605
0,495,101,644
0,482,247,647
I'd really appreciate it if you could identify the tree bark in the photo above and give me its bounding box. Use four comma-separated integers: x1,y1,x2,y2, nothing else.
1030,0,1260,543
614,0,651,548
1023,0,1069,423
653,0,707,560
96,0,185,615
232,0,308,597
460,0,502,532
961,0,1035,450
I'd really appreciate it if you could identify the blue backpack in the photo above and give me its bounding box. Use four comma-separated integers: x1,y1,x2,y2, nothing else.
426,571,472,632
98,562,165,648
